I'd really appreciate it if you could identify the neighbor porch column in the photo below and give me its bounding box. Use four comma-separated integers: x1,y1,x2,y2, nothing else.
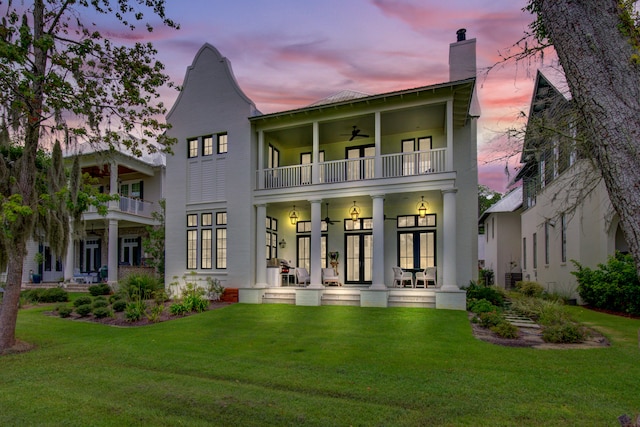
64,226,74,282
255,203,268,287
107,219,118,284
109,161,119,210
445,100,454,171
441,189,458,290
371,194,386,289
312,122,320,184
374,111,382,178
257,131,265,189
308,199,323,288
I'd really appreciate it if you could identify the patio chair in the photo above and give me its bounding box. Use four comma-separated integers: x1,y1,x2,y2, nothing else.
415,269,427,288
322,268,341,286
425,267,437,287
392,267,414,288
296,267,310,287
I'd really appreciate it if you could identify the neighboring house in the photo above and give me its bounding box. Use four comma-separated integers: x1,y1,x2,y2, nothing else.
479,187,523,288
515,71,629,298
164,30,481,309
18,143,165,285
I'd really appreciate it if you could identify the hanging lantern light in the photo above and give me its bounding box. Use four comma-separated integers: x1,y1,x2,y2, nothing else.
349,201,361,222
289,205,299,225
417,196,429,218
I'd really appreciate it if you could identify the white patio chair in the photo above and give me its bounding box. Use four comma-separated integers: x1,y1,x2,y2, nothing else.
322,268,341,286
392,267,414,288
415,269,427,288
425,267,437,287
296,267,310,287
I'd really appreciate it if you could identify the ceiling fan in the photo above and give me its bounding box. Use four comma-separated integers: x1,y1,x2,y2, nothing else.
342,125,370,141
323,203,339,225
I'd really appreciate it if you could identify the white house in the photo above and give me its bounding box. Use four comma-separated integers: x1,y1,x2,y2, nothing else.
515,71,629,298
479,187,523,288
17,143,165,285
164,30,481,309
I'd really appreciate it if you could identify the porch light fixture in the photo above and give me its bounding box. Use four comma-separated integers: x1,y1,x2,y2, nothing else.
279,238,286,249
349,201,361,222
417,196,429,218
289,205,299,225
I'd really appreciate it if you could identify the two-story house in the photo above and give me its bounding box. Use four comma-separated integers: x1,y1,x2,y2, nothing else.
17,143,165,285
164,31,480,309
515,71,629,298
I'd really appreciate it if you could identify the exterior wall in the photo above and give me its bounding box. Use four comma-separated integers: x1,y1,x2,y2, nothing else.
521,163,614,298
165,44,258,289
483,211,521,288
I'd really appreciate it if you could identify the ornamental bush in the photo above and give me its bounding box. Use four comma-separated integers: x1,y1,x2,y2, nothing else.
542,322,586,343
88,283,111,296
465,281,505,307
515,281,545,298
73,296,93,307
572,252,640,315
112,300,127,312
92,306,112,319
75,304,92,317
92,299,109,309
469,299,497,314
491,321,519,339
57,306,73,318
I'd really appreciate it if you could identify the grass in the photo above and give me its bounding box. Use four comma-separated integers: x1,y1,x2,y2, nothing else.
2,302,640,426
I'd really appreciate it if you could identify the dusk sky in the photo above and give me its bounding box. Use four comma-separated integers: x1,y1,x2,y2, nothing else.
100,0,558,193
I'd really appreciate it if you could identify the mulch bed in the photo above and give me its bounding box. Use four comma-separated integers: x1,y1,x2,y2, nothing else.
45,301,232,327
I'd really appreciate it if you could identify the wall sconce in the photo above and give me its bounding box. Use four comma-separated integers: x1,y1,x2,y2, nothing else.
349,201,361,222
417,196,429,218
289,205,299,225
279,238,286,249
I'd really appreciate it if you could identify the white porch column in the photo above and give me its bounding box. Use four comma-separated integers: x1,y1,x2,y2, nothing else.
109,161,119,210
445,100,454,171
371,194,386,289
374,111,382,178
441,189,458,290
107,219,118,284
308,199,323,288
311,122,320,184
64,228,74,282
257,131,265,189
255,204,268,287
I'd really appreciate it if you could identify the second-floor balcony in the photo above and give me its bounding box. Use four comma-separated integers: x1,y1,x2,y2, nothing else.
86,196,155,219
256,149,447,190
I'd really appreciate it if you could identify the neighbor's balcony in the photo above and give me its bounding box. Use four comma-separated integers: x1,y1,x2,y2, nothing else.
85,196,155,218
257,149,447,189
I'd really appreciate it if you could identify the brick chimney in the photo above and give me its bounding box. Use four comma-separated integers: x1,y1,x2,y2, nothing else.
449,28,476,82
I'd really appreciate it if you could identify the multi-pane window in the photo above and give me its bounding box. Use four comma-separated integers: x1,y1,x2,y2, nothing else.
402,137,432,175
202,213,212,226
201,229,212,269
397,214,436,228
296,220,327,272
216,229,227,269
533,233,538,269
187,214,198,227
217,133,228,154
216,211,227,269
266,217,278,260
203,136,213,156
268,144,279,168
345,218,373,231
397,213,437,270
187,230,197,269
544,221,550,265
188,138,198,158
561,214,567,263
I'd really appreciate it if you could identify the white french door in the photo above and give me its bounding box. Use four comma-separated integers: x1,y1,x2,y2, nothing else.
345,233,372,283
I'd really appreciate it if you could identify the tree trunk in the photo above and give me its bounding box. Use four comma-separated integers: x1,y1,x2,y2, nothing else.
537,0,640,275
0,247,26,352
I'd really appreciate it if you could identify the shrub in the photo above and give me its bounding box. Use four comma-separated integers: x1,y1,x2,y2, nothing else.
124,300,147,322
478,311,504,328
22,287,69,304
92,299,109,309
515,281,545,298
58,306,73,318
88,283,111,296
92,306,112,319
75,304,92,317
73,296,93,307
572,252,640,315
542,322,586,343
112,300,127,312
109,293,125,304
169,303,188,316
146,304,165,323
120,273,162,300
465,281,505,307
469,299,497,314
491,321,519,339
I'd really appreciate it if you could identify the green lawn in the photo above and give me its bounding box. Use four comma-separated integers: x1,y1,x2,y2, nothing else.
2,303,640,426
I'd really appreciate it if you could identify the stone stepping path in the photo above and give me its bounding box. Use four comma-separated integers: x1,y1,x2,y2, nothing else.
503,310,540,329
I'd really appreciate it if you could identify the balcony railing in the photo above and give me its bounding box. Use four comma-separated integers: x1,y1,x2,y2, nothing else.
85,196,154,218
257,148,446,189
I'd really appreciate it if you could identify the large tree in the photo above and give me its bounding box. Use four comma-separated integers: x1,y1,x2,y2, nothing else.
524,1,640,276
0,1,177,353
